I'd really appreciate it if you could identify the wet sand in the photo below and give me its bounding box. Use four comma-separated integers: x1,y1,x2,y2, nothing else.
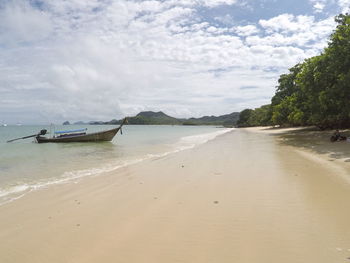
1,128,350,263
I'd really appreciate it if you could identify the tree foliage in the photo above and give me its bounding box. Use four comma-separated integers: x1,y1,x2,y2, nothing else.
237,105,272,127
238,14,350,129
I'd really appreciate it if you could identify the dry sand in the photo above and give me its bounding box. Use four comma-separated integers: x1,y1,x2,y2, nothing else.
1,127,350,263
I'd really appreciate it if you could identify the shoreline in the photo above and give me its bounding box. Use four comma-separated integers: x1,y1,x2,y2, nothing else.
0,127,232,206
1,127,350,262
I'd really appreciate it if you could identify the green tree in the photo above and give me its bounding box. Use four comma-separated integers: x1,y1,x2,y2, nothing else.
237,109,255,127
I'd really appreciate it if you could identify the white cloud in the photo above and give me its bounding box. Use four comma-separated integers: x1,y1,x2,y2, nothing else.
0,1,338,123
0,0,52,46
256,14,335,51
308,0,329,13
259,14,315,34
313,2,326,12
214,14,234,25
200,0,238,7
235,25,259,36
338,0,350,13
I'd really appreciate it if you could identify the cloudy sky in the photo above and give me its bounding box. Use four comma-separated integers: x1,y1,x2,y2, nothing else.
0,0,349,124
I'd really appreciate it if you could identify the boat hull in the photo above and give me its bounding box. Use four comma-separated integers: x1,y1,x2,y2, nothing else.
36,127,120,143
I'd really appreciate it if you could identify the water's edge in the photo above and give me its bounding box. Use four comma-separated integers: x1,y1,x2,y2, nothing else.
0,128,233,206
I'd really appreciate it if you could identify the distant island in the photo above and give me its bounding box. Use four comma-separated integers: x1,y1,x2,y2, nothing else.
64,111,240,127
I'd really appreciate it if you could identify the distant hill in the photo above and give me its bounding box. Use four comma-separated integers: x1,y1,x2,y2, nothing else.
182,112,240,127
97,111,240,126
127,111,182,125
73,121,87,125
89,121,105,125
71,111,239,126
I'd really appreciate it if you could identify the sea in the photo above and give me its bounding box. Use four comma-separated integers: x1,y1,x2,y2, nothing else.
0,124,232,205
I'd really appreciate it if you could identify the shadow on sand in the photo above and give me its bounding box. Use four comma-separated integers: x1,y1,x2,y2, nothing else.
264,127,350,162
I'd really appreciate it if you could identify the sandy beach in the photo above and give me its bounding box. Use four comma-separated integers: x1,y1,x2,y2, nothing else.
1,127,350,263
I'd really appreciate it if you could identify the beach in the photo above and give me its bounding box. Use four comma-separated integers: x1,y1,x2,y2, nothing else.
1,127,350,263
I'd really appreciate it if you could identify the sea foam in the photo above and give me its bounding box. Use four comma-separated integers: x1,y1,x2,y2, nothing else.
0,128,233,206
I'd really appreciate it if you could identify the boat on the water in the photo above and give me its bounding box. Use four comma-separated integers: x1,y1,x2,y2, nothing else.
7,118,127,143
36,126,120,143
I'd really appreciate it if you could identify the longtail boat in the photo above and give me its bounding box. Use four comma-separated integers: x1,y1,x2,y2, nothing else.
7,118,127,143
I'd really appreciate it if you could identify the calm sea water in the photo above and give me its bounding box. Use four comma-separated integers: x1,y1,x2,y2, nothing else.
0,124,231,204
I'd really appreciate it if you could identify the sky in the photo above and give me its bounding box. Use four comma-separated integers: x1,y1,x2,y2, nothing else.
0,0,349,124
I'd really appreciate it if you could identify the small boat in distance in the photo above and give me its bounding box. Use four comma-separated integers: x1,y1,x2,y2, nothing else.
7,118,127,143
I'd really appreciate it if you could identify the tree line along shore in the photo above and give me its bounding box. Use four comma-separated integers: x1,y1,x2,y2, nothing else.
237,14,350,130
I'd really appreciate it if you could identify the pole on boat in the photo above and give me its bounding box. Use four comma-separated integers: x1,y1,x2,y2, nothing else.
119,118,128,135
7,129,48,143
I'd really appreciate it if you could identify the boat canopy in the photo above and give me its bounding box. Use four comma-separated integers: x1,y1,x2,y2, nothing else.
54,128,87,134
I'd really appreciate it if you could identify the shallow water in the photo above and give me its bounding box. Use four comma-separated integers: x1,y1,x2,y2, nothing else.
0,124,231,204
